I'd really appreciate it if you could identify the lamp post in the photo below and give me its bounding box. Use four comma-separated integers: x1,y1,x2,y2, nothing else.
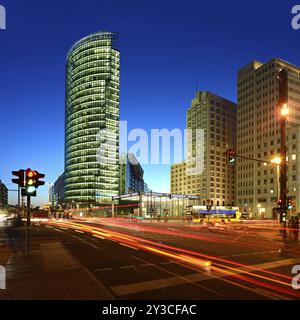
278,69,288,237
47,182,53,219
271,156,281,203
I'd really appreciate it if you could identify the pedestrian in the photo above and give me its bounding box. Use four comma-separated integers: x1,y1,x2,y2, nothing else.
165,212,168,223
6,216,24,253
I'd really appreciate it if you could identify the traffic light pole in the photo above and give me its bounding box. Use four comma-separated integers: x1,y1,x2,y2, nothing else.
18,186,20,212
27,195,31,227
25,195,31,256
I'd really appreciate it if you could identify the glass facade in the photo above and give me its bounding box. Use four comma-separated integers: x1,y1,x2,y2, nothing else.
119,153,145,194
65,31,120,205
112,192,200,219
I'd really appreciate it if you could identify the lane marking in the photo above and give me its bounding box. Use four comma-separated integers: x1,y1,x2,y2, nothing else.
140,263,155,267
93,234,105,240
115,255,224,298
89,243,100,250
120,265,135,269
119,243,139,251
67,233,103,251
94,267,113,272
110,257,300,297
221,250,278,258
160,261,174,265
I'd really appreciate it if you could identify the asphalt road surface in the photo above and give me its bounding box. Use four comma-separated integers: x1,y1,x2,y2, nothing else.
36,218,300,300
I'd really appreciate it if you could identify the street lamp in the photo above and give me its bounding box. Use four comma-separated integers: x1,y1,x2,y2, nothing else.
280,103,289,117
271,156,282,165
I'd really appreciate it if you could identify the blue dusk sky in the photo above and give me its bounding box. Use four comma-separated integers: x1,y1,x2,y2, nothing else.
0,0,300,205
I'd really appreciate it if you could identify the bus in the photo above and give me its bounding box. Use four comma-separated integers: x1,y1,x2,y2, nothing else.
191,206,241,224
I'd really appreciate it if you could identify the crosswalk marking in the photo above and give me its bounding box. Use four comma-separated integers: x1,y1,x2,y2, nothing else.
110,257,300,296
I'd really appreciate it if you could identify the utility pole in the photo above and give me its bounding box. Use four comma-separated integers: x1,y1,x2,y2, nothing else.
278,69,288,237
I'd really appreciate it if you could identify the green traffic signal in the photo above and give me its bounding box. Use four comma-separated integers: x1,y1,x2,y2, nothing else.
228,149,236,165
26,186,36,194
287,199,293,210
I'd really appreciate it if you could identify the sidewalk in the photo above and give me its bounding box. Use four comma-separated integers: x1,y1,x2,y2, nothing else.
0,222,114,300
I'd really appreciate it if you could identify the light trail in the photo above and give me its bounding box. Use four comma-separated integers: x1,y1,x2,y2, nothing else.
71,217,280,254
41,219,300,299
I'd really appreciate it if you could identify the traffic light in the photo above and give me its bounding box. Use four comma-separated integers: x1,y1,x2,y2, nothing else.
277,198,287,224
277,198,284,209
34,171,45,188
12,170,25,187
227,149,236,165
287,198,293,210
25,169,37,196
23,169,45,196
281,211,287,223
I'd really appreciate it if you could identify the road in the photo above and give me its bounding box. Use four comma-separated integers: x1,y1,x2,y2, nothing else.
35,218,300,300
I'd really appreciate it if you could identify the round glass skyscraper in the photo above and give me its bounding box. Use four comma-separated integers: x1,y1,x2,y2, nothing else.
65,31,120,205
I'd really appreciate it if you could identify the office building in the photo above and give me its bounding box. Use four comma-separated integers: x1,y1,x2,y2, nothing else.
171,91,237,206
0,180,8,208
119,153,145,195
51,173,65,208
237,58,300,218
170,161,187,195
64,31,120,206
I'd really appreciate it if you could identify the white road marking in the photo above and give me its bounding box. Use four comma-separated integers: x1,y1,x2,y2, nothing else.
110,257,300,297
119,243,139,251
120,265,135,269
93,234,105,240
94,267,113,272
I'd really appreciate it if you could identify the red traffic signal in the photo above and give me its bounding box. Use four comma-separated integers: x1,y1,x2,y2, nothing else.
12,170,25,187
25,169,45,188
227,148,236,165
